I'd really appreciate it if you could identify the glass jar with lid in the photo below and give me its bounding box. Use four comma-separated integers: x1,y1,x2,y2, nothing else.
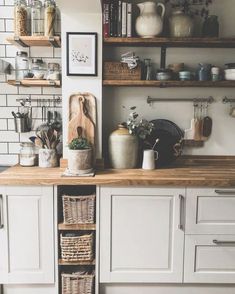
47,62,61,80
19,142,37,167
44,0,56,37
31,58,46,79
14,0,28,36
15,51,29,81
31,0,44,36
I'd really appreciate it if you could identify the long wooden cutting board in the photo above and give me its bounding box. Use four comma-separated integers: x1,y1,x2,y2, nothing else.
68,93,96,149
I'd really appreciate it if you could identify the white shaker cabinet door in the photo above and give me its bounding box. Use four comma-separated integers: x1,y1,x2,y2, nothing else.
99,187,185,283
0,186,54,284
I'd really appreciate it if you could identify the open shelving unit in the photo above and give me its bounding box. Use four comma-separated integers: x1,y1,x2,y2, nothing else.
7,36,61,48
8,79,61,87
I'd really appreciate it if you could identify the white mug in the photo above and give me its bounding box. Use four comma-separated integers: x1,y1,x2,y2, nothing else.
142,149,158,170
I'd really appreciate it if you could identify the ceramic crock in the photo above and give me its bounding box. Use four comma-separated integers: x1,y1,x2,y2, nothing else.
135,1,165,38
109,124,139,169
68,148,93,174
39,148,58,168
169,10,194,37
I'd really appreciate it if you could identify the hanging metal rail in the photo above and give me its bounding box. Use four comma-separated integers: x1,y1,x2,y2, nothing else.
16,96,62,104
147,96,214,105
222,96,235,104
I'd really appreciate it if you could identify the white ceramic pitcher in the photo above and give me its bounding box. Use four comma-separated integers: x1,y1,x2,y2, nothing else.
135,1,165,38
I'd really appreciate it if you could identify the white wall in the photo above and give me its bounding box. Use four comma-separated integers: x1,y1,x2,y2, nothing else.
57,0,102,159
103,0,235,156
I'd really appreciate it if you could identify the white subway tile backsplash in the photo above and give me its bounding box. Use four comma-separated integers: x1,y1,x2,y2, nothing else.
0,74,6,82
20,131,36,142
0,82,18,94
6,45,29,57
7,118,15,130
0,32,11,44
0,154,18,165
0,143,8,153
0,106,18,118
8,142,20,153
42,87,62,95
0,94,6,106
0,45,5,57
53,47,61,58
0,0,4,5
0,130,19,142
30,46,54,58
0,6,14,18
0,119,8,130
5,19,14,32
19,86,42,95
4,0,14,5
7,94,28,106
0,19,4,31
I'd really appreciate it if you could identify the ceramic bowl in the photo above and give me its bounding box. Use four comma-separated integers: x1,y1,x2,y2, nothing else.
156,70,172,81
225,69,235,80
179,71,191,81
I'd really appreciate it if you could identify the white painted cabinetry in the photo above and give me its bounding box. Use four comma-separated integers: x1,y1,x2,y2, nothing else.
184,188,235,284
0,185,55,284
99,187,185,283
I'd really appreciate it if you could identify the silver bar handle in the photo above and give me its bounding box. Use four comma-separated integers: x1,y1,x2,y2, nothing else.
0,195,3,229
213,239,235,245
215,190,235,195
178,194,184,230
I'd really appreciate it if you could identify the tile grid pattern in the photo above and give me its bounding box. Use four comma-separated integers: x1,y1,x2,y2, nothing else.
0,0,62,165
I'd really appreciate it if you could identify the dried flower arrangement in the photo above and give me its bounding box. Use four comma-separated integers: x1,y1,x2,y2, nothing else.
165,0,213,18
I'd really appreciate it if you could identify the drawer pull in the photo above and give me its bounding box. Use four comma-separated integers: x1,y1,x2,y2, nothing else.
213,239,235,245
215,190,235,195
0,195,3,229
178,194,184,230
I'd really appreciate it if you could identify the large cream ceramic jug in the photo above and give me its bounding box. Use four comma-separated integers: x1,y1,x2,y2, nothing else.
135,1,165,38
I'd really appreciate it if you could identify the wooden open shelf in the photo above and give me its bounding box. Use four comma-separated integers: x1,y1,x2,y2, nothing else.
103,80,235,88
58,223,96,231
104,37,235,48
8,79,61,87
58,259,96,266
7,36,61,48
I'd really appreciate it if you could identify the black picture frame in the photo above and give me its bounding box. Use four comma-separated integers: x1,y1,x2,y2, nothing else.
66,32,98,76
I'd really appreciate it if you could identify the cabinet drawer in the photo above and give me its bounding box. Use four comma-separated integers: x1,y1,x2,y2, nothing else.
184,235,235,283
186,188,235,234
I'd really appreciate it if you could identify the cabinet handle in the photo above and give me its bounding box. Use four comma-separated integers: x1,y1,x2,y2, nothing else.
213,239,235,245
178,194,184,230
215,189,235,195
0,195,3,229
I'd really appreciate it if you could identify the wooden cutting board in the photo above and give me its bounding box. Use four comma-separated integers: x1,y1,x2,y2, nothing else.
68,93,96,149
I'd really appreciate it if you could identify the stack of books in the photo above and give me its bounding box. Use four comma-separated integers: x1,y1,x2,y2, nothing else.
103,0,133,38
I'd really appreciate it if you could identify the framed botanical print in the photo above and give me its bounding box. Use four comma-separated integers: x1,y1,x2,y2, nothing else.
66,32,97,76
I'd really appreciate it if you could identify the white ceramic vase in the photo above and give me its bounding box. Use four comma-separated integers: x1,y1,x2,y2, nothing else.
68,148,93,174
135,1,165,38
39,149,58,168
108,125,139,169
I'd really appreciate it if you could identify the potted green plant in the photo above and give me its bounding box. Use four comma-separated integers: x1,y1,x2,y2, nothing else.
68,127,93,174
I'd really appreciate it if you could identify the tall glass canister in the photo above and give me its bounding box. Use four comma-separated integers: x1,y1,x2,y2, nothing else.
14,0,28,36
30,0,44,36
44,0,56,36
15,51,29,81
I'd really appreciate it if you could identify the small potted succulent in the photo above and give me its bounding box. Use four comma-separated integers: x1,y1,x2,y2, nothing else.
68,127,93,174
166,0,213,37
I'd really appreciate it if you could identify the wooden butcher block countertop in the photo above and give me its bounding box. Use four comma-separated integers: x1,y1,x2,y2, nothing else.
1,156,235,187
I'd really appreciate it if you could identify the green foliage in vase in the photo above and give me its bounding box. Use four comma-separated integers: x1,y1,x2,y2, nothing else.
68,137,91,150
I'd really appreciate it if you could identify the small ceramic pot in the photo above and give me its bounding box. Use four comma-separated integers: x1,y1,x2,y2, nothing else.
39,148,58,168
179,71,191,81
68,148,93,174
156,69,172,81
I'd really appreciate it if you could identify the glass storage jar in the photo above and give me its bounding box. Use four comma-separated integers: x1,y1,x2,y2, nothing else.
44,0,56,36
31,58,46,79
31,0,44,36
19,142,37,167
47,62,61,80
15,51,29,81
14,0,28,36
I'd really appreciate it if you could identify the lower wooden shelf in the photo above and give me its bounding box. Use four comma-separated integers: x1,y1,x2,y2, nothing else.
8,79,61,87
58,259,96,266
58,223,96,231
103,80,235,87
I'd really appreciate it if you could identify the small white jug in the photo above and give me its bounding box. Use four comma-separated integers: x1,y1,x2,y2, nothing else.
142,149,158,170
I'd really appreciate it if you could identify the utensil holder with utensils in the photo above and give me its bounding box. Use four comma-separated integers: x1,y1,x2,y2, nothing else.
14,116,31,133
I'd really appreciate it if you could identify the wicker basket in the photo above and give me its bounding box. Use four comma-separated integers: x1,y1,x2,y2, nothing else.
61,272,94,294
62,195,95,224
103,62,142,80
60,233,94,262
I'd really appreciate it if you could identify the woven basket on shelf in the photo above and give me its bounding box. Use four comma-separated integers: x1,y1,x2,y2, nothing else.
62,195,95,224
60,233,94,262
61,272,94,294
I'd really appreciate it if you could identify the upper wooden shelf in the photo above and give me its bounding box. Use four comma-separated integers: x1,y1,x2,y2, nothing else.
103,37,235,48
7,36,61,48
103,80,235,88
